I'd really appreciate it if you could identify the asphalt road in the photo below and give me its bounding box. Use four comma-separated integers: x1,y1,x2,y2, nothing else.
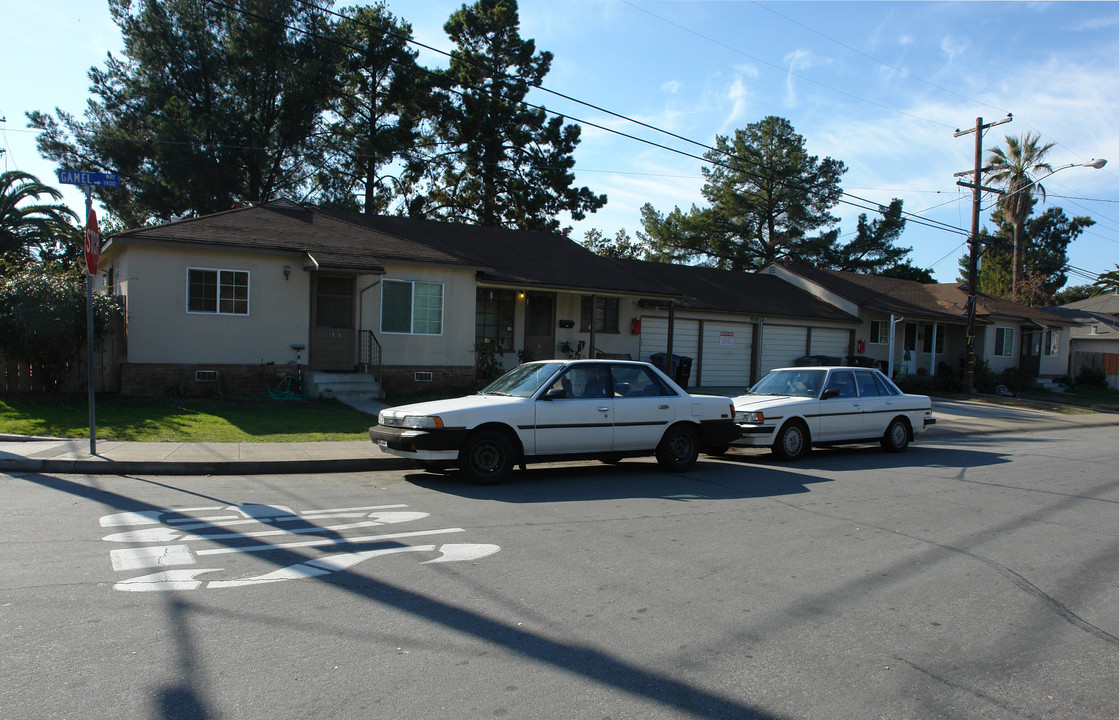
2,425,1117,720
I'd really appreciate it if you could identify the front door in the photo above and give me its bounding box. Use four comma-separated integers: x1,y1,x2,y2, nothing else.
310,275,355,371
524,292,556,361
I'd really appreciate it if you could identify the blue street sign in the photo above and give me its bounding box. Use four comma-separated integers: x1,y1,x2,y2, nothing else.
57,170,120,188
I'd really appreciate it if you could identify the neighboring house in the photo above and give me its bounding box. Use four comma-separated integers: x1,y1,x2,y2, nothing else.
1059,290,1119,317
763,263,1074,382
98,201,856,396
1044,306,1119,389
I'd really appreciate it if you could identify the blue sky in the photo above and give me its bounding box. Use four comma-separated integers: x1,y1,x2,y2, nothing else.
3,1,1118,285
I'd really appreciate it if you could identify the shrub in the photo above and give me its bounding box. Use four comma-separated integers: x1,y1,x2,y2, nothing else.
1075,367,1107,390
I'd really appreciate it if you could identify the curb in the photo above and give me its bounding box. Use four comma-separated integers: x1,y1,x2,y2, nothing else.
0,456,418,476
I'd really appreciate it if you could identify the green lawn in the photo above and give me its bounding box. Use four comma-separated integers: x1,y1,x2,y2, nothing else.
0,394,378,442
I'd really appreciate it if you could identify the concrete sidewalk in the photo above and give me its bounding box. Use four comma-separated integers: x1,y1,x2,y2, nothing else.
0,399,1116,476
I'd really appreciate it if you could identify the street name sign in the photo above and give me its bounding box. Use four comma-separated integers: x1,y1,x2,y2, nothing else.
58,170,120,188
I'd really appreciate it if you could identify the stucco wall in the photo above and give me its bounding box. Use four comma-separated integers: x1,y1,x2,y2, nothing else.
107,244,311,365
361,263,477,369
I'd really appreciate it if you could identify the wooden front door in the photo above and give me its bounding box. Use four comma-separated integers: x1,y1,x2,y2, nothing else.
524,292,556,360
310,275,355,371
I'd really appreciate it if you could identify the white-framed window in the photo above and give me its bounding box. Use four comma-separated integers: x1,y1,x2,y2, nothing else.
994,326,1016,357
382,279,443,335
1044,329,1060,356
187,268,249,315
869,320,887,344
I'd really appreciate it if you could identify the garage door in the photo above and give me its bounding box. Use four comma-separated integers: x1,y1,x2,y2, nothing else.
809,328,851,362
760,325,807,373
639,317,699,367
700,322,752,387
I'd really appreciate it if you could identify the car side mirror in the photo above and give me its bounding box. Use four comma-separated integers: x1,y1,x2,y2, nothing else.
821,388,840,400
542,388,567,400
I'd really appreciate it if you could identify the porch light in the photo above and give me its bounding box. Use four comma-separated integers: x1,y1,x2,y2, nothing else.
283,265,291,280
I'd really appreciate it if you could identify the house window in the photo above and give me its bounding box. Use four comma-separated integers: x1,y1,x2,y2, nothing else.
580,296,619,333
476,288,515,352
1044,329,1060,356
994,327,1016,357
187,268,248,315
869,320,887,344
921,324,945,354
382,279,443,335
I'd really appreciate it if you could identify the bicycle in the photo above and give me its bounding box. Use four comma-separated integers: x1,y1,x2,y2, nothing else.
558,339,585,359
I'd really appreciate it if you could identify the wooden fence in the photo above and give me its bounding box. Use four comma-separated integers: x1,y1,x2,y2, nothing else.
0,313,126,393
1070,351,1119,390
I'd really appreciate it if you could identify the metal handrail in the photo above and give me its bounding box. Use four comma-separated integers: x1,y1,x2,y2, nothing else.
359,330,382,383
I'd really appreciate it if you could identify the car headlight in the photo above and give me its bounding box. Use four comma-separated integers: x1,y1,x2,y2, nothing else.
402,415,444,429
736,410,764,423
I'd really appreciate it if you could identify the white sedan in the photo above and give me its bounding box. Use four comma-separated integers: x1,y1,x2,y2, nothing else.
370,359,738,484
729,366,935,460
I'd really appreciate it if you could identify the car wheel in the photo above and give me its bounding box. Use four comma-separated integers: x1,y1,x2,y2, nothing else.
881,417,910,453
772,420,810,461
458,429,515,485
655,424,699,472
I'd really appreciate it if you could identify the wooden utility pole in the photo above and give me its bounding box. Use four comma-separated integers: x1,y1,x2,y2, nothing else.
954,115,1011,393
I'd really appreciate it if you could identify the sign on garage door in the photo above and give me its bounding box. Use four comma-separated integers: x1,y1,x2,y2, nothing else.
760,325,807,373
701,322,752,386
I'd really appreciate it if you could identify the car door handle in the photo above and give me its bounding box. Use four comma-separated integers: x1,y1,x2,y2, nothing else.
658,404,669,409
597,407,610,413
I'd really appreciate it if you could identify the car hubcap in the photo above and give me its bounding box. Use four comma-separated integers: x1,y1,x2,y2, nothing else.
785,429,803,454
891,424,906,446
671,434,692,460
472,443,501,473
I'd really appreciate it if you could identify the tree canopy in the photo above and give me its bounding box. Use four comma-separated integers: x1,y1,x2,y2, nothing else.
638,116,928,277
0,171,80,267
957,205,1093,305
409,0,605,231
28,0,605,234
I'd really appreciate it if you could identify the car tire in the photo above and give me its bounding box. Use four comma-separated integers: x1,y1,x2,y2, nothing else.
655,424,699,472
772,420,810,461
881,417,910,453
458,429,516,485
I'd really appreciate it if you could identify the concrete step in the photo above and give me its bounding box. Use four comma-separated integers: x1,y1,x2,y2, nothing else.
304,371,383,400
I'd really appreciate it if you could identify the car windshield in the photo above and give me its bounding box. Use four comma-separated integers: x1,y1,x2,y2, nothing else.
746,369,826,398
480,362,565,397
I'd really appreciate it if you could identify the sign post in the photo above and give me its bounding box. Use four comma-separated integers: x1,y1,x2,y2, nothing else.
59,170,118,455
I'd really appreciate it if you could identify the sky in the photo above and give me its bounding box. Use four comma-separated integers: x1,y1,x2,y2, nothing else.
3,1,1118,285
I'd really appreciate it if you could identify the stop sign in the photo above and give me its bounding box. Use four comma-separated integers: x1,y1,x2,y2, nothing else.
84,208,100,275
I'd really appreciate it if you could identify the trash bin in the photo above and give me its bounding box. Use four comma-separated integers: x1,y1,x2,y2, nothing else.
674,356,692,388
793,355,821,366
650,353,692,388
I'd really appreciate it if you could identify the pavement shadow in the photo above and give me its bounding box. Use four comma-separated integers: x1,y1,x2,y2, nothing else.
404,444,1011,503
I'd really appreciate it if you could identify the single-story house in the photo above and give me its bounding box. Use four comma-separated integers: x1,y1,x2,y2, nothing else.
764,263,1075,382
98,201,857,396
1044,306,1119,389
97,200,1073,397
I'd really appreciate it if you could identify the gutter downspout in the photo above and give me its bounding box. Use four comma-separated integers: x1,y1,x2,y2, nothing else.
888,315,905,378
929,323,938,377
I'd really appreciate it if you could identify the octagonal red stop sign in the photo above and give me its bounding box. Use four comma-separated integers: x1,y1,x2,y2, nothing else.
84,208,100,275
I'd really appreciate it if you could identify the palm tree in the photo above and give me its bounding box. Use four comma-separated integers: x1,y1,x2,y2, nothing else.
984,132,1055,300
0,170,78,266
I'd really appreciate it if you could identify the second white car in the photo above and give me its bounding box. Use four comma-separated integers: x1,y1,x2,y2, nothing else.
729,366,935,460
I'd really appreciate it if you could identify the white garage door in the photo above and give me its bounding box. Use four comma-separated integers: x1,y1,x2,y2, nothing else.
700,322,753,387
760,325,807,373
810,328,850,361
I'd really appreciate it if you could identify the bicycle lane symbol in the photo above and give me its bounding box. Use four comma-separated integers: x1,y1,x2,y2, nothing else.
100,503,500,592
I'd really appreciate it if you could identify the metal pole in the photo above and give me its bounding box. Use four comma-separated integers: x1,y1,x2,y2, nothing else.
85,185,96,455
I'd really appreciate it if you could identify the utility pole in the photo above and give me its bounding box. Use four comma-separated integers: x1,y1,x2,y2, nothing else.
954,114,1011,393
